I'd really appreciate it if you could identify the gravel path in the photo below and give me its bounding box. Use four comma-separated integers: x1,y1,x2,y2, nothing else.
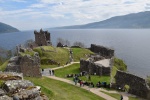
42,62,129,100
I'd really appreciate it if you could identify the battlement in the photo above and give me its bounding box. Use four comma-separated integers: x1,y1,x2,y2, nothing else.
34,29,51,46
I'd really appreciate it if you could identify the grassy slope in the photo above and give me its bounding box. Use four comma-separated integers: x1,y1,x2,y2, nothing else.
55,63,110,85
111,57,127,83
0,60,8,71
33,46,70,66
101,91,120,100
71,48,94,61
33,46,93,68
19,50,35,56
26,77,105,100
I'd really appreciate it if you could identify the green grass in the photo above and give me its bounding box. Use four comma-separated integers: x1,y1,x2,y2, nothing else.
72,48,94,61
34,46,70,65
55,63,110,86
19,50,35,56
101,91,121,99
146,76,150,87
41,64,58,69
101,91,140,100
129,97,140,100
25,77,105,100
55,63,80,78
111,58,127,83
0,60,8,71
114,58,127,71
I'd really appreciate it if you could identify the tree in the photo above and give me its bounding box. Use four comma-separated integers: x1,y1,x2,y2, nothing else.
146,76,150,87
65,40,70,47
57,38,65,45
57,38,70,47
73,41,85,48
23,39,34,48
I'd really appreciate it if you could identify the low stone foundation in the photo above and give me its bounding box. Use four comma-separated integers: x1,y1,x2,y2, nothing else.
80,59,110,76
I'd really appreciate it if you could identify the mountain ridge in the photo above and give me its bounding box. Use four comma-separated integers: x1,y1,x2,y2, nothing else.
54,11,150,29
0,22,19,34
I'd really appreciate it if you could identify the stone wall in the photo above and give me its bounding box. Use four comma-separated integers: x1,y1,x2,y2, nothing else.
115,70,150,99
20,54,41,77
34,29,51,46
90,44,114,58
80,59,110,76
6,56,21,72
6,53,41,77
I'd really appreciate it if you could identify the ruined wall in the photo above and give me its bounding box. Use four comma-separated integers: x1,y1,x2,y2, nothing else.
20,54,41,77
6,53,41,77
90,44,114,58
80,59,110,76
115,70,150,99
34,29,51,46
5,56,21,72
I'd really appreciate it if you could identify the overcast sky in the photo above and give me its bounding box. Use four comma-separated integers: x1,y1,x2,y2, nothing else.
0,0,150,30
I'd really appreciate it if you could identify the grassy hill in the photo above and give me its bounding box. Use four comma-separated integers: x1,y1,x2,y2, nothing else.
71,48,94,61
26,77,105,100
33,46,93,69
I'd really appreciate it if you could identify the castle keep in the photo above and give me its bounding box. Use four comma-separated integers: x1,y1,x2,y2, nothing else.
34,29,51,46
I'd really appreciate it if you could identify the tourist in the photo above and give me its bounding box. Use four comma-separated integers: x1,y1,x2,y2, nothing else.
80,80,83,87
120,95,123,100
52,70,54,76
42,69,44,74
88,75,91,81
49,70,51,76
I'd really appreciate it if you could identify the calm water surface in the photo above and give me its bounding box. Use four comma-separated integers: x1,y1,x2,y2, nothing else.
0,29,150,78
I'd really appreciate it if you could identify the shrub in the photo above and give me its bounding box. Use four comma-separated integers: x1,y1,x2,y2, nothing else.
114,58,127,71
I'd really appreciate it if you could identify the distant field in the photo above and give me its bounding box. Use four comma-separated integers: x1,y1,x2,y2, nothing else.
26,77,105,100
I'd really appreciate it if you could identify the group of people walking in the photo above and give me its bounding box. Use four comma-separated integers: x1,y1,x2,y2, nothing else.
49,69,54,76
41,69,55,76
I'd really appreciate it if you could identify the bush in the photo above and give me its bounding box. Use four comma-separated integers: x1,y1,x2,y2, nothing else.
146,76,150,87
114,58,127,71
73,41,85,48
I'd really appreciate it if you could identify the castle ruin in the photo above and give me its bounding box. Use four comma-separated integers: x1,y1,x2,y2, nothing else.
115,70,150,99
90,44,114,58
6,52,41,77
34,29,51,46
80,44,114,76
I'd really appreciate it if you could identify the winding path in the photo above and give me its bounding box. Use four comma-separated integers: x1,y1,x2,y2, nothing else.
42,62,129,100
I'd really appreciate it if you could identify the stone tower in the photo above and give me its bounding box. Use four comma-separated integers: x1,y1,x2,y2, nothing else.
34,29,51,46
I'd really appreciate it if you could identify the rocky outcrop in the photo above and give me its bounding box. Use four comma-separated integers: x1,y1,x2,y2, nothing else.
80,59,110,76
90,44,114,58
0,72,23,81
115,70,150,99
0,95,12,100
3,80,34,93
0,72,49,100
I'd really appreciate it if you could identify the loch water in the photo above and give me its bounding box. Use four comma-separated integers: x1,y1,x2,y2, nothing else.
0,29,150,78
